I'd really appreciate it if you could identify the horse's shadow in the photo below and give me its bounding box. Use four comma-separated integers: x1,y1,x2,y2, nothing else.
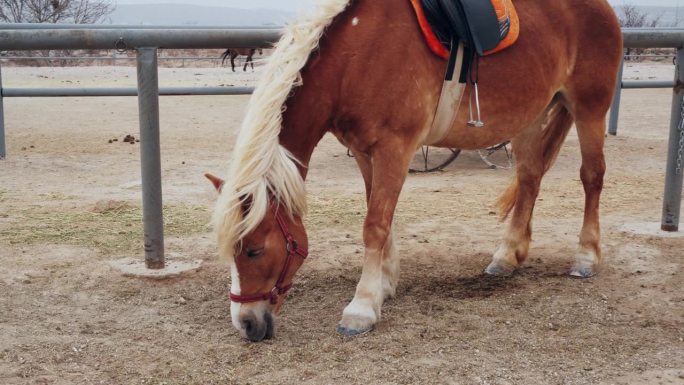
291,255,574,308
290,267,519,306
394,269,526,302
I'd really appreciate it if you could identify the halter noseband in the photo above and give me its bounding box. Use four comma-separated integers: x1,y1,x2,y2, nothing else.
229,202,308,305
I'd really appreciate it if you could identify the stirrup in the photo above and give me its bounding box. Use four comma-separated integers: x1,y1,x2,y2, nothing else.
467,82,485,127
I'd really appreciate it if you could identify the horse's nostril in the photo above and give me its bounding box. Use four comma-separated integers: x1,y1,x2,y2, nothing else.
242,319,254,334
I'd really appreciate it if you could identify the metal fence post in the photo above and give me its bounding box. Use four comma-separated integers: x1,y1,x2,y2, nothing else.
608,55,625,136
661,47,684,231
0,63,5,160
136,47,165,268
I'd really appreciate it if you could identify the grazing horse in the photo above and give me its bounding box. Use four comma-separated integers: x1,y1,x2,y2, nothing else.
220,48,262,72
208,0,622,341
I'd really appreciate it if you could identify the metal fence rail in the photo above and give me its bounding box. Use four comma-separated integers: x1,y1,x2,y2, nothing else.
2,56,228,60
0,25,682,271
2,86,254,97
0,26,280,50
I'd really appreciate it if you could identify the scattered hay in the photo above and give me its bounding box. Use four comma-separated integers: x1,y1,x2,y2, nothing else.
0,203,211,255
90,199,133,213
306,194,366,227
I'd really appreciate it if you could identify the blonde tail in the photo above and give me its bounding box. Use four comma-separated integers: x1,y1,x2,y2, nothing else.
497,103,574,220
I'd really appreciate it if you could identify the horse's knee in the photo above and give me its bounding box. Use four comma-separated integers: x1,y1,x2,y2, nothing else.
580,162,605,192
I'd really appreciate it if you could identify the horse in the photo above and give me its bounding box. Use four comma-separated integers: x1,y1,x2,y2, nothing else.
207,0,622,342
220,48,263,72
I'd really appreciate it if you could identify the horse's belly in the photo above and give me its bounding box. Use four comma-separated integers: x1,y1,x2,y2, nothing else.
426,107,531,150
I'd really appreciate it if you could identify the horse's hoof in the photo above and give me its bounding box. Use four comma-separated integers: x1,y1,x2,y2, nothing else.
484,260,516,277
569,264,597,278
336,323,374,337
336,313,376,337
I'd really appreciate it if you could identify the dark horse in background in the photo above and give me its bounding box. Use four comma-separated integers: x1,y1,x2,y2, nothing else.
221,48,263,72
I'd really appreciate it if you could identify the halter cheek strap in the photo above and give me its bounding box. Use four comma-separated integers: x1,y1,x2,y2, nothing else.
229,202,308,305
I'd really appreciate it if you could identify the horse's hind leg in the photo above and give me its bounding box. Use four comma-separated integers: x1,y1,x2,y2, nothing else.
486,118,546,276
230,55,237,72
486,104,574,276
569,115,606,277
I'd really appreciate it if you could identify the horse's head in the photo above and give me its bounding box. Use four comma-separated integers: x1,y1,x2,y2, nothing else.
206,173,308,342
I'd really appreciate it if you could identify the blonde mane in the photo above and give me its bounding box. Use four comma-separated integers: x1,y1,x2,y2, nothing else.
213,0,351,258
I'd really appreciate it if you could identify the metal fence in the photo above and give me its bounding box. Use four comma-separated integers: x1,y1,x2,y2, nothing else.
0,25,682,271
1,56,241,67
0,25,280,270
614,29,684,233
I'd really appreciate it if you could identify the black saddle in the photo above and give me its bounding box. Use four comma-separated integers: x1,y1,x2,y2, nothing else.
420,0,505,55
420,0,509,82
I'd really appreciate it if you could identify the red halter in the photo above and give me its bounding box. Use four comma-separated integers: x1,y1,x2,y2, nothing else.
229,202,308,305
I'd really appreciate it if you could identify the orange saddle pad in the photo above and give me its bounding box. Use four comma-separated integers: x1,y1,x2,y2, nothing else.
410,0,520,60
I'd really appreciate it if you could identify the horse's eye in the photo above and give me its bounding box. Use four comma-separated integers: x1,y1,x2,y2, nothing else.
245,248,264,258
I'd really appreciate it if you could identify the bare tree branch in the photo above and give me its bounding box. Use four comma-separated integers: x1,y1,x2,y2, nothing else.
0,0,114,24
617,3,661,28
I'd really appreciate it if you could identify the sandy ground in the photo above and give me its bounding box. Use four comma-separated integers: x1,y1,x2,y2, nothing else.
0,63,682,385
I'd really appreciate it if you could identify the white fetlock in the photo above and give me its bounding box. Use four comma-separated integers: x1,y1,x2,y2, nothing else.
382,274,397,299
381,233,400,299
382,255,399,299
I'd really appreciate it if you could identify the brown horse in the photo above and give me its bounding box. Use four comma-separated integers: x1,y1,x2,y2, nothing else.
208,0,622,341
220,48,263,72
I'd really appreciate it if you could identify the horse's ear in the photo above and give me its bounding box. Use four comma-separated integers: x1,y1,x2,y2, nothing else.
204,173,225,192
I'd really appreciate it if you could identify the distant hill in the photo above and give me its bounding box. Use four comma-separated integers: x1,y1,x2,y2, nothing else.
107,3,294,26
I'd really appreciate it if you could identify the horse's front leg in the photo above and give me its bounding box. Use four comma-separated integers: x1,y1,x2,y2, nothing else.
351,150,401,300
337,141,412,336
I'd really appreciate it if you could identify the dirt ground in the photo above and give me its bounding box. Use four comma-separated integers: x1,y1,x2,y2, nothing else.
0,62,682,385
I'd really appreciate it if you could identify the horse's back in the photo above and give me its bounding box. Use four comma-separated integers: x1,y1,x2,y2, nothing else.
308,0,622,150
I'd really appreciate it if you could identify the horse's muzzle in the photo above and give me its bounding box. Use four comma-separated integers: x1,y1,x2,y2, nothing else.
240,311,274,342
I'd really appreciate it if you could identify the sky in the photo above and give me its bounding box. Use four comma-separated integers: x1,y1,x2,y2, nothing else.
110,0,684,10
611,0,683,5
114,0,317,12
618,0,683,5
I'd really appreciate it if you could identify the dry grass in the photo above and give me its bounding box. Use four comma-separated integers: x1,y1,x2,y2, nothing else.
0,189,7,219
307,188,496,227
307,194,366,227
0,203,210,255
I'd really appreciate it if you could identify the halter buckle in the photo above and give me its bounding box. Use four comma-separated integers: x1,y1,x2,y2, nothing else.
285,238,298,253
269,287,280,304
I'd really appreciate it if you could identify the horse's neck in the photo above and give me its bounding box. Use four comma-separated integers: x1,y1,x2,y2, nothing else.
275,2,357,178
278,83,332,179
277,22,351,179
277,0,408,179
